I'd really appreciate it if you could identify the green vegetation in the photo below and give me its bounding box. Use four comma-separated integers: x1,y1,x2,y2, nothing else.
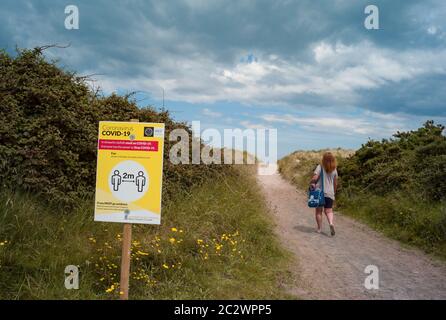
338,122,446,258
0,47,292,299
278,123,446,259
0,165,291,299
278,148,354,190
0,47,225,207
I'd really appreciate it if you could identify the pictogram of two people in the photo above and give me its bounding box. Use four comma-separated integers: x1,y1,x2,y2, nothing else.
111,170,146,192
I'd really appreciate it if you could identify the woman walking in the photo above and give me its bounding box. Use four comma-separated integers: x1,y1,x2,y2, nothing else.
310,152,338,236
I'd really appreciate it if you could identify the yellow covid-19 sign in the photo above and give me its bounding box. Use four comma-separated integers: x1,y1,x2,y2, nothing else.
94,121,165,224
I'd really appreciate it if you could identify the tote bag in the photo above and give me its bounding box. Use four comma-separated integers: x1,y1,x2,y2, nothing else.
308,166,325,208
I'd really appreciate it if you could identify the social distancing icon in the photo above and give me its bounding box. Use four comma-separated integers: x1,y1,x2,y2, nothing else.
109,160,149,202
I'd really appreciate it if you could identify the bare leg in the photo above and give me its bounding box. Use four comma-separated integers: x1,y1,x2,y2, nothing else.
315,207,323,232
324,208,335,236
324,208,334,225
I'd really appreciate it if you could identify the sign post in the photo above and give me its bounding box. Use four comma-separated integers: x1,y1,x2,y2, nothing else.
120,223,132,300
94,119,165,300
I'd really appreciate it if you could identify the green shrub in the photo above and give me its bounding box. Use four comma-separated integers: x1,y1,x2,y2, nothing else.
338,121,446,201
0,47,228,207
336,122,446,258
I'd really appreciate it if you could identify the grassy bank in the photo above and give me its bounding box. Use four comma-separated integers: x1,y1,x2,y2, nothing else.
0,165,292,299
278,123,446,259
335,191,446,259
278,149,354,190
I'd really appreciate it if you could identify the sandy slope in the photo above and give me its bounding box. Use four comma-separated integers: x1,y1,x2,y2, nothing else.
257,168,446,300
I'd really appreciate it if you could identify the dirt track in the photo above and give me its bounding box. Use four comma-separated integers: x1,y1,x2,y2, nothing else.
257,168,446,300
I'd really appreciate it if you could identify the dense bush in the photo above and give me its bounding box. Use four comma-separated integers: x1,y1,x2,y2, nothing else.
0,47,228,207
336,122,446,257
338,121,446,202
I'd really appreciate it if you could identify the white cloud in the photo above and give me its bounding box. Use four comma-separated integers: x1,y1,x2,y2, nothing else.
202,108,222,117
240,120,269,130
2,0,445,124
428,26,438,35
260,112,410,136
93,41,446,114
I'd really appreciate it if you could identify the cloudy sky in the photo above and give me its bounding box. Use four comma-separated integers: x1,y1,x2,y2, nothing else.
1,0,445,157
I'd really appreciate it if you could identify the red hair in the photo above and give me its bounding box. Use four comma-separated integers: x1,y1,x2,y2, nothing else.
322,152,337,173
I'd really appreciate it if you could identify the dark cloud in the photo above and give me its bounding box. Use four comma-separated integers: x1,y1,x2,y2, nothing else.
0,0,445,119
359,73,446,116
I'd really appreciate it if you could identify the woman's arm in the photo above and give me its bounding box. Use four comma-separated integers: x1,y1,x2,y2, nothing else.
334,175,337,193
310,174,319,189
310,165,322,189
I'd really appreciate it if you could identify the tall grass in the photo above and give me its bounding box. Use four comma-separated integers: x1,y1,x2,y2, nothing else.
0,165,292,299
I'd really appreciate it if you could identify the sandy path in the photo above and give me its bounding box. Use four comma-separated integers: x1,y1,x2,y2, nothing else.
257,168,446,300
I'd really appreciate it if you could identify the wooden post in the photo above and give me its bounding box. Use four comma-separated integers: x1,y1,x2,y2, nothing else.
119,118,139,300
119,223,132,300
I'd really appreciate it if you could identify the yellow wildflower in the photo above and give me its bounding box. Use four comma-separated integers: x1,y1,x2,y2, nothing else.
105,284,115,293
